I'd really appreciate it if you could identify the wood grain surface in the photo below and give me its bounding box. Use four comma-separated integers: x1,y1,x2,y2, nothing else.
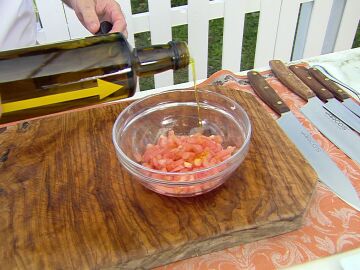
289,65,334,102
308,67,352,101
0,87,318,269
247,71,290,115
269,60,315,101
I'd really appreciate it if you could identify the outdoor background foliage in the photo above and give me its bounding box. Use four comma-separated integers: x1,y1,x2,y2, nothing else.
131,0,360,90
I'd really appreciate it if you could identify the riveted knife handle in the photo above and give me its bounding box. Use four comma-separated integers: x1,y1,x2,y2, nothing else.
289,65,334,102
308,67,351,102
247,71,290,115
269,60,315,101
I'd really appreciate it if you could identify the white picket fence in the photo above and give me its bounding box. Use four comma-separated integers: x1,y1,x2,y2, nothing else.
35,0,359,90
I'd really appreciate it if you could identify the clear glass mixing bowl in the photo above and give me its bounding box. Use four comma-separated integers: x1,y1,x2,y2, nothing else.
112,89,251,197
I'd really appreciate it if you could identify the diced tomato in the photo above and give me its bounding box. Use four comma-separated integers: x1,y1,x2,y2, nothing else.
133,152,142,162
193,158,202,167
210,135,223,144
181,151,195,160
166,158,185,172
139,130,236,182
142,145,164,163
158,135,168,147
142,162,152,168
214,149,231,160
184,162,193,168
146,143,154,149
183,143,203,153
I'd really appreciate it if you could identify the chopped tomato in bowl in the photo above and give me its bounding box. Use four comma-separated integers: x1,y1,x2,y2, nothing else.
112,89,251,197
139,130,235,173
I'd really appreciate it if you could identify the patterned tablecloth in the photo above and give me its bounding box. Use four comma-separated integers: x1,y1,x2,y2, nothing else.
156,69,360,270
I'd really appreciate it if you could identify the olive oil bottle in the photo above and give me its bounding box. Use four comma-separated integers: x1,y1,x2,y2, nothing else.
0,33,189,124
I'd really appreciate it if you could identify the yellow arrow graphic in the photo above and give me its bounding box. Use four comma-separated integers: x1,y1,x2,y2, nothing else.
2,79,122,113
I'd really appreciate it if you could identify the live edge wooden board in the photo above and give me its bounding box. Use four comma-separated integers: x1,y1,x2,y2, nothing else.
0,87,317,269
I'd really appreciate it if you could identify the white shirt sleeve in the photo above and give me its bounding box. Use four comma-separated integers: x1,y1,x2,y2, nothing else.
0,0,37,51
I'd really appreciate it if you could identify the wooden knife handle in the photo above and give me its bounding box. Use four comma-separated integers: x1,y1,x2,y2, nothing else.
247,71,290,115
269,60,315,101
289,65,334,102
308,67,351,101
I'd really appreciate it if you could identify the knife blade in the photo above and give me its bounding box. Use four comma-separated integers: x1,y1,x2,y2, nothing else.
247,70,360,211
309,67,360,117
269,60,360,164
289,65,360,133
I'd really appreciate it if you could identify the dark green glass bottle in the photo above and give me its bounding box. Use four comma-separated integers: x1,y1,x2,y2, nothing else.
0,33,189,124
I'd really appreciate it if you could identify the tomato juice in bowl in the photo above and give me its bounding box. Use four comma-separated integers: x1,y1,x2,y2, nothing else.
112,89,251,197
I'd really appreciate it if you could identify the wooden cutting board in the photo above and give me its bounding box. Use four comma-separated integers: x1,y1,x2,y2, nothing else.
0,87,317,269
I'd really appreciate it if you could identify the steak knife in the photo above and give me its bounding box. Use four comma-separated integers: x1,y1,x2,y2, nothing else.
269,60,360,164
309,67,360,117
247,71,360,211
289,65,360,133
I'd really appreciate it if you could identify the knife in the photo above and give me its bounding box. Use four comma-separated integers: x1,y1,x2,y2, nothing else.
247,70,360,211
269,60,360,164
289,65,360,133
309,67,360,117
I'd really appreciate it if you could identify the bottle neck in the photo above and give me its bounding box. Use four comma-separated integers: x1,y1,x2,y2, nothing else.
132,41,189,77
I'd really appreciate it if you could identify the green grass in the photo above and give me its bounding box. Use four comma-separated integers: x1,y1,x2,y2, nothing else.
131,0,260,90
130,0,359,90
208,18,224,76
134,31,154,90
352,22,360,48
241,12,259,71
172,25,188,84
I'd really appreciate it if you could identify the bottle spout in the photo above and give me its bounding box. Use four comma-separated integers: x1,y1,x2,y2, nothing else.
133,41,190,77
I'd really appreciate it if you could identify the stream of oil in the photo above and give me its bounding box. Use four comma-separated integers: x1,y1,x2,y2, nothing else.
190,58,202,128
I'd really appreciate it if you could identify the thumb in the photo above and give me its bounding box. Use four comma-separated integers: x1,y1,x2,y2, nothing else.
76,1,100,34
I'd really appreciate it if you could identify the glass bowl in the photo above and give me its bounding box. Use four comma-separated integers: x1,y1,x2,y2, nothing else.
112,89,251,197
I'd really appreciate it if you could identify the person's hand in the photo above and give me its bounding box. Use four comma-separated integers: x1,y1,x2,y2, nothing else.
64,0,127,36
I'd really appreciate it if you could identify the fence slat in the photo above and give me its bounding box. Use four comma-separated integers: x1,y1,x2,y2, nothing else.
334,0,360,52
254,0,282,67
188,0,210,80
35,0,70,43
303,0,333,58
274,0,301,61
292,1,313,60
222,0,246,72
35,0,359,90
133,0,260,34
63,4,91,39
117,0,139,92
117,0,135,47
321,0,346,54
148,0,174,88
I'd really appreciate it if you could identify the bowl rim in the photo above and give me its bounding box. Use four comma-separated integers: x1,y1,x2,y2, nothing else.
112,89,252,184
